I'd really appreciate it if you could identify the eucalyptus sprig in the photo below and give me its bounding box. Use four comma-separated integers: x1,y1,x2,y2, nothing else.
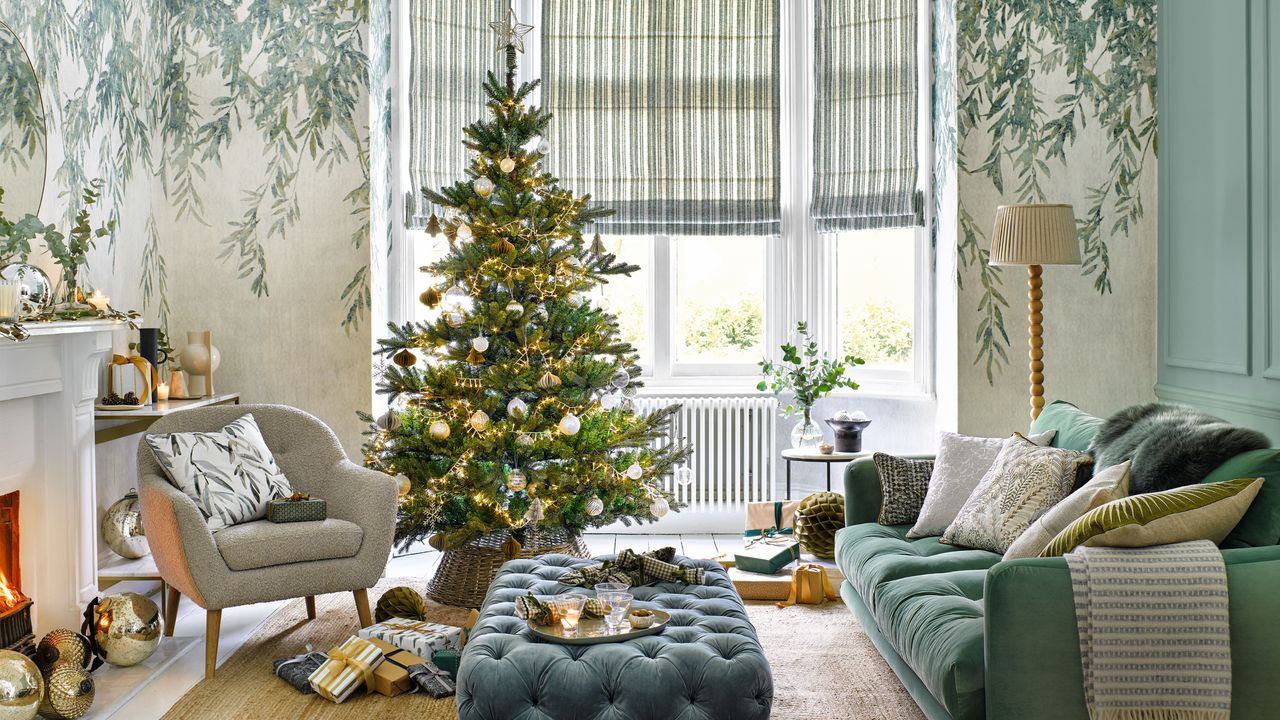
0,187,61,266
43,181,114,276
757,322,865,416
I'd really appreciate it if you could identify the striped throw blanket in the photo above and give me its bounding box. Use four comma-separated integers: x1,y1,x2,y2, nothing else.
1066,540,1231,720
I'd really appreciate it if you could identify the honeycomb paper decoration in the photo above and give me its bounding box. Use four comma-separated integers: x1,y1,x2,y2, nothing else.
795,491,845,559
375,586,429,623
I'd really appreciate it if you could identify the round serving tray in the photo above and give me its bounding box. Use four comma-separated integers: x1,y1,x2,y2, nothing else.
95,402,146,411
528,608,671,645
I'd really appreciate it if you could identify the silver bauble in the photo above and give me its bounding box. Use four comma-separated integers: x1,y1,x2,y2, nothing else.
376,411,401,432
91,592,162,667
0,650,42,720
0,263,52,318
474,177,495,197
102,488,149,560
650,496,670,518
625,462,644,480
585,496,604,516
37,664,92,720
610,369,631,389
507,397,528,419
675,467,695,487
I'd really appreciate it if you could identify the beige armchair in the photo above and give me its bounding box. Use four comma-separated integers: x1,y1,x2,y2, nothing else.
137,404,397,678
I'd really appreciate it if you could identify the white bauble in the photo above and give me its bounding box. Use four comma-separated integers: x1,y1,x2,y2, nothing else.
443,283,469,308
394,473,411,497
472,335,489,352
499,156,516,173
474,177,495,197
469,410,489,431
585,496,604,516
507,397,528,419
455,223,473,241
599,392,621,410
625,462,643,480
557,412,581,436
505,299,523,315
610,369,631,390
507,468,527,492
675,467,695,487
428,419,451,441
650,496,670,518
537,138,551,155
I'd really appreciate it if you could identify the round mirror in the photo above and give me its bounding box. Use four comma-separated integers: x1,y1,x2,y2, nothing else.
0,23,46,219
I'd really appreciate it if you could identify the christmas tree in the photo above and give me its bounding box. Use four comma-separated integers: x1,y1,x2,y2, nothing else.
362,12,690,552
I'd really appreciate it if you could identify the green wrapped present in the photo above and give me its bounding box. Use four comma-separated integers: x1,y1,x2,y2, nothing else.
733,537,800,575
267,493,327,523
431,649,461,679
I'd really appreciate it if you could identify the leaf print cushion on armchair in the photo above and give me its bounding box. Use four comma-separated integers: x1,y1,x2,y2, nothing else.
145,412,294,531
940,433,1093,554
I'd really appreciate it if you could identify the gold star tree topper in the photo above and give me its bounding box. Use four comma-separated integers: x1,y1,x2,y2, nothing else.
490,9,534,53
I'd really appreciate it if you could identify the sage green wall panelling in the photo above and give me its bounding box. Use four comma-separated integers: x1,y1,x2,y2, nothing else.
1157,0,1280,440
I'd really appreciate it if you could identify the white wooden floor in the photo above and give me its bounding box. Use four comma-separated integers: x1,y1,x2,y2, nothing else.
99,533,742,720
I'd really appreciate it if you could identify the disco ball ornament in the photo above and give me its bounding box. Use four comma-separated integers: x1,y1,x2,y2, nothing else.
625,462,643,480
35,630,92,675
610,369,631,389
585,496,604,517
90,593,162,667
472,335,489,352
558,413,581,436
0,649,42,720
469,410,490,431
675,467,695,487
37,664,92,720
102,488,149,560
393,473,411,498
376,411,401,432
649,496,670,518
428,420,451,441
474,177,495,197
507,468,527,492
507,397,528,419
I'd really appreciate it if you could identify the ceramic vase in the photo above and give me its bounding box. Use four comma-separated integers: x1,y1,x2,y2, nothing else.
179,331,219,397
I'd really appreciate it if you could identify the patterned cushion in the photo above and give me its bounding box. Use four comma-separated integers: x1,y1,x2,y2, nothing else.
1040,477,1265,557
941,434,1092,553
144,413,294,531
908,430,1056,538
873,453,933,525
1003,460,1130,560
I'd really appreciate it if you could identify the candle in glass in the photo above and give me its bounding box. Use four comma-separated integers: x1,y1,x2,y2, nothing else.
0,282,17,321
154,382,170,401
86,290,110,312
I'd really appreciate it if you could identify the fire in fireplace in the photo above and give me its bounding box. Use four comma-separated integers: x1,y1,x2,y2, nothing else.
0,492,33,655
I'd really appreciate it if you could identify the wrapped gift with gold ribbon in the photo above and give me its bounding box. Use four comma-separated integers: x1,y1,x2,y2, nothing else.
307,635,384,703
364,637,427,698
356,617,462,660
108,353,153,404
775,563,840,608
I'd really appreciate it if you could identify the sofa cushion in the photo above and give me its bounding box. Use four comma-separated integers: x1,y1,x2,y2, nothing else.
1031,400,1104,451
834,524,1001,615
873,570,988,720
1204,449,1280,548
214,518,363,571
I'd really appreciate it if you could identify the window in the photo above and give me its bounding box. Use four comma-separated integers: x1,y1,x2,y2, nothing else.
396,1,930,393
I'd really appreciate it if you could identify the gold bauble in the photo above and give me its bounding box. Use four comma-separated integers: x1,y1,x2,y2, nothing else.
499,156,516,173
37,664,92,720
537,371,561,389
392,349,417,367
491,237,516,254
420,287,441,308
91,592,163,667
102,488,149,560
34,630,91,675
429,419,451,441
0,649,42,720
469,410,490,431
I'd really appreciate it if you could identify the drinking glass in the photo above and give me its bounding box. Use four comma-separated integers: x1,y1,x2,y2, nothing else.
600,592,633,632
555,594,586,633
595,582,630,595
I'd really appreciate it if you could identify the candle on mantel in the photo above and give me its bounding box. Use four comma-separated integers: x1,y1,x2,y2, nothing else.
154,382,170,402
86,290,110,312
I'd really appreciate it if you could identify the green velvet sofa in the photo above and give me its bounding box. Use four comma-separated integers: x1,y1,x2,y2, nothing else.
834,400,1280,720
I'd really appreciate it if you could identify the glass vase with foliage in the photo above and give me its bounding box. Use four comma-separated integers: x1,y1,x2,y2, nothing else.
45,182,113,314
758,322,865,448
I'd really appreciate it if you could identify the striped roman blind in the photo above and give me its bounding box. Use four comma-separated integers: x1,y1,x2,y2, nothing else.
812,0,920,232
540,1,781,237
407,0,506,226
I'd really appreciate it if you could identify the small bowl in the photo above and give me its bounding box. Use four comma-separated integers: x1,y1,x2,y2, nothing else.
817,442,834,455
629,609,656,629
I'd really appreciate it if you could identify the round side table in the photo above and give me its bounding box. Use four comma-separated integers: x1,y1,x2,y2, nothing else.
781,448,869,499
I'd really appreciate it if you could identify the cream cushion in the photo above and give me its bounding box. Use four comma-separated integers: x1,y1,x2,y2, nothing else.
1003,460,1131,560
214,518,364,571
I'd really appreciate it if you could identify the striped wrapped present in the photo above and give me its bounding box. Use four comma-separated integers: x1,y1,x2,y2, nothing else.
356,617,462,660
307,636,385,703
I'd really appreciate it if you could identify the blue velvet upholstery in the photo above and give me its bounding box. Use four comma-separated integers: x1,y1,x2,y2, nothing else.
457,553,774,720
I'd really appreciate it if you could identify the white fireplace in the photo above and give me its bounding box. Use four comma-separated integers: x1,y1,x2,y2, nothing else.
0,320,120,632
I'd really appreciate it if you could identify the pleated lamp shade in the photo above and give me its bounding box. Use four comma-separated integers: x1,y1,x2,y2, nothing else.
988,203,1081,266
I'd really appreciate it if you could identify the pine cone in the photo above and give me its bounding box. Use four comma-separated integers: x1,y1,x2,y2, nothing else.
375,586,429,623
795,491,845,559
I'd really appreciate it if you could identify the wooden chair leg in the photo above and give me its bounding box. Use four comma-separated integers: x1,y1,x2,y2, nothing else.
305,595,317,620
204,609,222,680
353,589,373,628
164,585,180,637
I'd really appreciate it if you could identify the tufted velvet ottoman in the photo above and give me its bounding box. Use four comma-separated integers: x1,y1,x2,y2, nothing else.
457,553,774,720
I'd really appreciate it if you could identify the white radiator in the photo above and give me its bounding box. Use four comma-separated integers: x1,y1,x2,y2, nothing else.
634,395,778,516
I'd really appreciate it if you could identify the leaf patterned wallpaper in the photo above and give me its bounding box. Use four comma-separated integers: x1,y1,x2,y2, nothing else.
0,0,374,451
939,0,1159,435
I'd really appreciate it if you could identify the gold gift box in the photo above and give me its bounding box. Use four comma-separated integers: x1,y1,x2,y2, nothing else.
365,637,428,698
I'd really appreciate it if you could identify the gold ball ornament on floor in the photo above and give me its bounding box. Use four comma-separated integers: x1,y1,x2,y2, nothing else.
34,630,92,674
102,488,149,560
795,491,846,559
37,664,92,720
0,650,42,720
374,586,429,623
89,592,163,667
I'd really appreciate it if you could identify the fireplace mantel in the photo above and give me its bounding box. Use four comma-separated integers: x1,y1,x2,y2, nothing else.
0,320,124,631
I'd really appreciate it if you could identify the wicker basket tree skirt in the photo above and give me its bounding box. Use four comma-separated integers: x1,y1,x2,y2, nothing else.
718,554,844,601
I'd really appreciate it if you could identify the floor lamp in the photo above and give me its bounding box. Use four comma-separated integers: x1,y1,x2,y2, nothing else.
988,203,1081,421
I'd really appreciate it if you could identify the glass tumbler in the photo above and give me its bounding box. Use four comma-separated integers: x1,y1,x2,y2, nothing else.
555,594,586,633
600,592,633,631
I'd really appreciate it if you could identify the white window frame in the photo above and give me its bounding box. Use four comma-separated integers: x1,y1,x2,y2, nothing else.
389,0,934,399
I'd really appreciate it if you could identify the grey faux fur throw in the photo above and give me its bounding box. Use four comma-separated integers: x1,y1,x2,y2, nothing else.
1088,403,1271,494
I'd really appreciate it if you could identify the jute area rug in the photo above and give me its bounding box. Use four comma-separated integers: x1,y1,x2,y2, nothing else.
162,579,924,720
